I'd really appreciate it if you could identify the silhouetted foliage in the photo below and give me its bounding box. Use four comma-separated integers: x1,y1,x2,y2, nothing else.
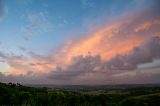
0,82,160,106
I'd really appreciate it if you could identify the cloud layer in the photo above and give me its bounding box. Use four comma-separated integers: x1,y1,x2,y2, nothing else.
49,36,160,80
0,1,160,84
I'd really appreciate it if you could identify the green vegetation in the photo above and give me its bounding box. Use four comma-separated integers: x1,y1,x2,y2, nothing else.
0,82,160,106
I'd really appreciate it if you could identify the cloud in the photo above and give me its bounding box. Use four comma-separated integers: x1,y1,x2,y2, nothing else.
1,67,160,85
0,50,56,76
23,36,29,41
49,55,101,80
57,19,68,28
1,1,160,84
16,0,33,6
82,0,95,8
49,36,160,81
134,22,152,32
21,12,53,36
107,36,160,70
52,5,160,67
1,36,160,84
0,71,49,84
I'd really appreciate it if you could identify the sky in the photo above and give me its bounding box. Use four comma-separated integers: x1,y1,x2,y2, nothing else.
0,0,160,84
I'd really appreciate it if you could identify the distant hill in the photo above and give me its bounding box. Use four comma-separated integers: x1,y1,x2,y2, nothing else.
26,83,160,90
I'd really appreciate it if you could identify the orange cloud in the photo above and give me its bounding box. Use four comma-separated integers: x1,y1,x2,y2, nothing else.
4,8,160,76
53,16,160,67
134,22,152,32
4,54,56,76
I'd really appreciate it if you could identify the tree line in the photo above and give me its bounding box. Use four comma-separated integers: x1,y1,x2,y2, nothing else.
0,82,160,106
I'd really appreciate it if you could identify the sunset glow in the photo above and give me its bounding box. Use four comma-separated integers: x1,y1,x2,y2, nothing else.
0,0,160,84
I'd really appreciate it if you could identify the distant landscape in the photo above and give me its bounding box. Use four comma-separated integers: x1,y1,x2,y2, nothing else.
0,0,160,105
1,82,160,106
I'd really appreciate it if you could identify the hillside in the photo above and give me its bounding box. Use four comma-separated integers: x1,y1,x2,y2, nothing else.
0,82,160,106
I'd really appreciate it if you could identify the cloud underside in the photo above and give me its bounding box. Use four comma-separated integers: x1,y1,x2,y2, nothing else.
0,3,160,84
